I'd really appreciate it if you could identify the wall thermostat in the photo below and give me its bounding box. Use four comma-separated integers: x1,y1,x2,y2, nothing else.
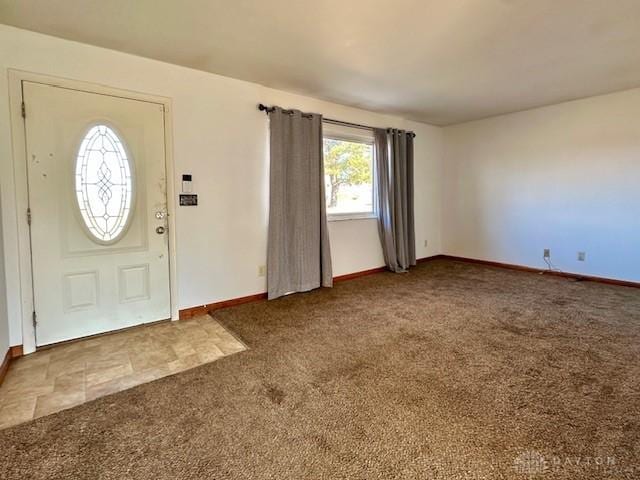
182,174,193,193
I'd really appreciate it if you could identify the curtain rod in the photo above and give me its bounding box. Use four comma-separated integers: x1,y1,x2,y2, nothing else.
258,104,416,138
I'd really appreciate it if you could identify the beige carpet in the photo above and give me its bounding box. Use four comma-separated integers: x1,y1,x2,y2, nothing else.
1,259,639,479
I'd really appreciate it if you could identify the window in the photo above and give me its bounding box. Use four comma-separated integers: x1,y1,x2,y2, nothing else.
323,133,374,220
75,125,134,243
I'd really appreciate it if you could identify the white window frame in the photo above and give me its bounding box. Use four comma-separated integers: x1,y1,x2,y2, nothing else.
322,125,377,222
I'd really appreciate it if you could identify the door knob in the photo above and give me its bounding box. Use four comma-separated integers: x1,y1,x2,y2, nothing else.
156,226,166,234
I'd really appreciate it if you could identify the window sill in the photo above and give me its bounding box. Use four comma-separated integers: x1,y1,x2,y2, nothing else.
328,213,377,222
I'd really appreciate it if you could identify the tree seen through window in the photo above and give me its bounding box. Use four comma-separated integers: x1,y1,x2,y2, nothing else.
323,137,373,216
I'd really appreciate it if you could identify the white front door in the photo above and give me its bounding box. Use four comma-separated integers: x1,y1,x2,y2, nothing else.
23,81,171,346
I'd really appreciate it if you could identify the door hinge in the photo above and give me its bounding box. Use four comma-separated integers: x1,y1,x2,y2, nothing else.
26,208,32,226
21,101,26,119
32,311,37,327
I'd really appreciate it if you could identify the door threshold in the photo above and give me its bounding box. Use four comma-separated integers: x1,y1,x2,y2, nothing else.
36,318,172,352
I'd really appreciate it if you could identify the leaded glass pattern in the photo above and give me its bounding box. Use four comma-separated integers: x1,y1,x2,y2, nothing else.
75,125,133,243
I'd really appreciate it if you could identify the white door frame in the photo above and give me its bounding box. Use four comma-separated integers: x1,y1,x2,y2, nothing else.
7,69,179,354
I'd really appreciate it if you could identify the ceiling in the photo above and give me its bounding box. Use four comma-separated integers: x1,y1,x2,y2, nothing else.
1,0,640,125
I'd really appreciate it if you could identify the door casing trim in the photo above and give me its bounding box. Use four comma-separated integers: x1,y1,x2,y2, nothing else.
7,69,179,354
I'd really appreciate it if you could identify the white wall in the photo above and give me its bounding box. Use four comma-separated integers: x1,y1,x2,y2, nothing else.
443,88,640,282
0,25,443,348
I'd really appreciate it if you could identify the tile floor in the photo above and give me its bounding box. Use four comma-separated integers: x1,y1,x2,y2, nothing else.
0,315,246,429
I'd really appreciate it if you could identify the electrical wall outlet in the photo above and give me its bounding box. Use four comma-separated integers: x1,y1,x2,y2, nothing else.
577,252,586,262
543,248,551,259
258,265,267,277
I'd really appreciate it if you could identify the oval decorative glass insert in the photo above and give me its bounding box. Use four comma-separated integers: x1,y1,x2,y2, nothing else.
75,125,134,243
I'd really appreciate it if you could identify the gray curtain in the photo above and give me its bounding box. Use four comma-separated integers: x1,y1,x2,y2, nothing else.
374,128,416,273
267,107,333,299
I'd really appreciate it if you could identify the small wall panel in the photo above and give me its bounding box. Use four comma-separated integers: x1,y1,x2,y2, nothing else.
118,264,150,303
